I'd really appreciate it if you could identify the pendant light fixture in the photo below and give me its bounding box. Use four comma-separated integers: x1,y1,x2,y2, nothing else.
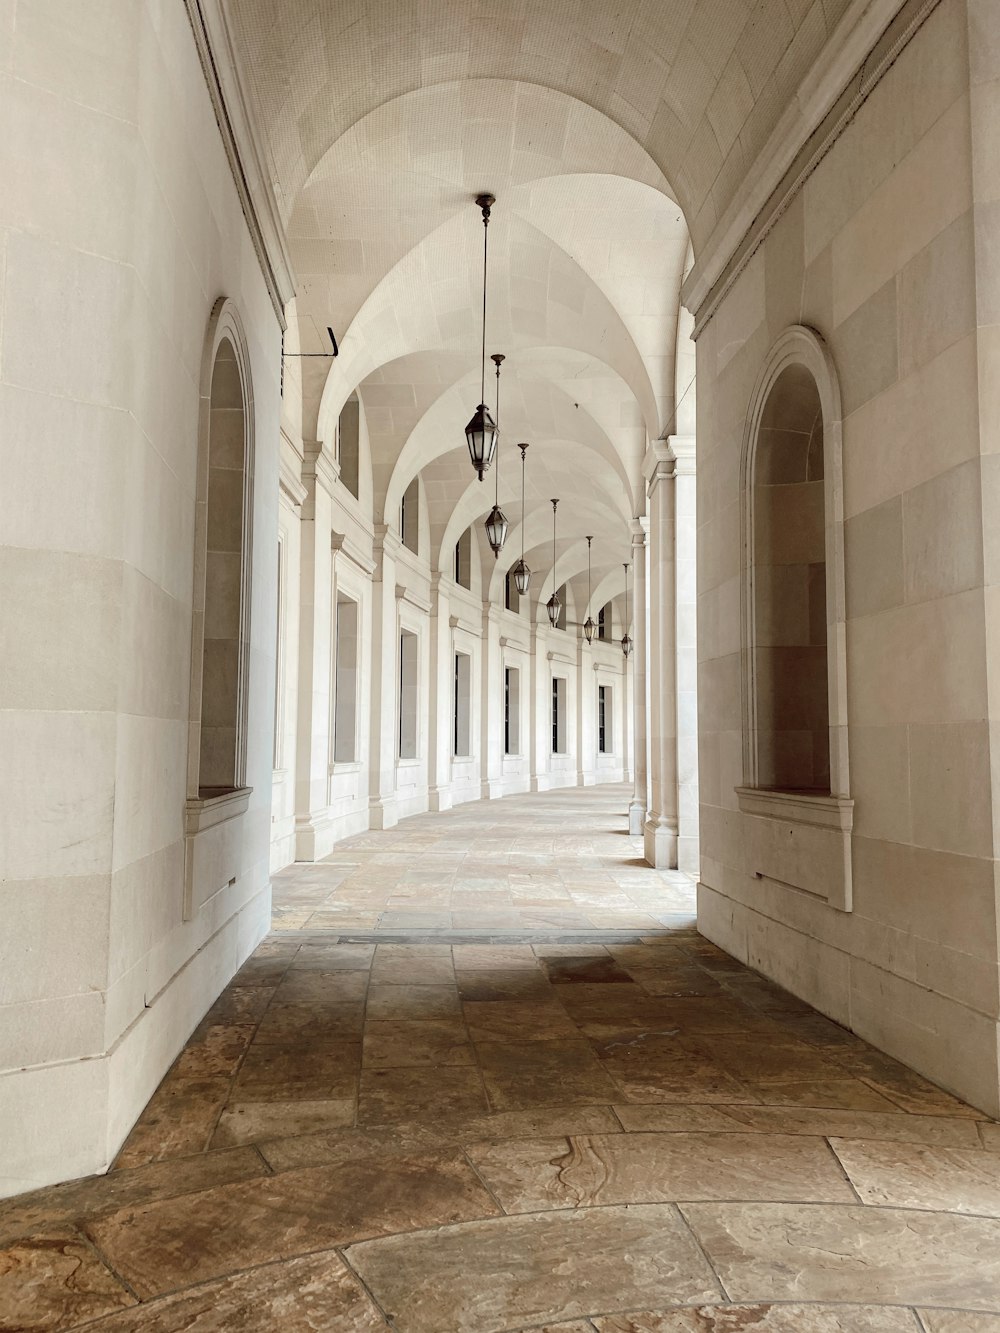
511,443,531,595
583,536,596,644
465,194,499,481
484,352,509,558
546,499,562,628
621,560,633,658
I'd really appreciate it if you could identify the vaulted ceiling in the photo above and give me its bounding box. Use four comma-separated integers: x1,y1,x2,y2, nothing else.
223,0,850,611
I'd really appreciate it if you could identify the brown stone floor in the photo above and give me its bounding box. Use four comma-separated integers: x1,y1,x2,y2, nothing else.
5,787,1000,1330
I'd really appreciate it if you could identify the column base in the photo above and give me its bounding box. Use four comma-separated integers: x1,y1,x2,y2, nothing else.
368,795,398,830
294,810,336,862
428,787,452,813
644,814,678,869
628,801,646,837
480,778,504,801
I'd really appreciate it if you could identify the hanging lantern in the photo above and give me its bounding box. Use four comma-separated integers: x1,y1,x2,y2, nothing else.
583,536,596,644
484,353,508,557
466,194,499,481
511,444,531,594
546,498,561,627
621,560,633,657
485,503,509,557
465,403,498,481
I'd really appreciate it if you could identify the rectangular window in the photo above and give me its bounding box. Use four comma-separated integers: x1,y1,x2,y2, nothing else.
454,528,471,588
333,595,359,763
454,651,471,756
552,676,566,753
598,684,612,754
598,605,607,640
504,570,520,613
273,539,283,768
399,630,418,759
400,477,419,553
505,666,520,755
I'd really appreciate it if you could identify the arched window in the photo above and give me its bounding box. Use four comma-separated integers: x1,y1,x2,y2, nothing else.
191,311,254,799
739,325,852,910
454,528,472,589
752,363,829,792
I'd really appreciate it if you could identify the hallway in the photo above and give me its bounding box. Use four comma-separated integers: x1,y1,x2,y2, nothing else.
5,788,1000,1331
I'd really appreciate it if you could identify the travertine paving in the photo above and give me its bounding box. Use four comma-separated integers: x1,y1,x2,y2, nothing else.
4,787,1000,1331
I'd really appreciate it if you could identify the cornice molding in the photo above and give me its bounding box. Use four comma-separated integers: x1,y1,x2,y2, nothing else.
183,0,295,329
683,0,941,337
331,532,376,576
396,583,432,613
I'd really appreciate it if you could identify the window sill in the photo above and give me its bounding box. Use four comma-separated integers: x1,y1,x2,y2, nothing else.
185,786,253,835
735,786,853,912
330,761,362,774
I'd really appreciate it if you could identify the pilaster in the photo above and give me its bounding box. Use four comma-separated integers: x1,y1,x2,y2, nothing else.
629,517,649,836
643,440,679,869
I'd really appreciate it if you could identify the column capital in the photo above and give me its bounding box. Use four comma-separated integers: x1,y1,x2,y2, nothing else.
667,434,696,476
301,439,340,497
643,439,677,492
630,515,649,549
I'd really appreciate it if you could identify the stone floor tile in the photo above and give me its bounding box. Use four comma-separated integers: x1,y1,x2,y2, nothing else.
231,1043,360,1102
199,986,276,1025
686,1034,838,1085
451,945,540,969
981,1122,1000,1150
477,1038,622,1111
542,956,636,984
457,969,554,1001
829,1050,981,1118
467,1131,856,1212
290,943,375,971
591,1308,919,1331
741,1078,902,1111
344,1205,722,1333
682,1201,1000,1308
272,971,368,1004
258,1103,623,1173
76,1251,391,1331
373,943,453,958
358,1065,490,1123
0,1233,135,1328
369,955,456,985
614,1103,983,1147
253,1002,365,1044
365,983,462,1019
113,1077,231,1168
173,1024,256,1078
919,1313,1000,1331
86,1154,500,1299
0,1149,267,1247
211,1098,356,1147
831,1138,1000,1215
463,1000,580,1044
362,1019,475,1068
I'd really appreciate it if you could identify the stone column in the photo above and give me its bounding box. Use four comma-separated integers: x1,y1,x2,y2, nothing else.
367,524,400,830
480,603,503,799
294,440,338,860
427,573,451,812
671,435,699,874
628,518,649,835
576,628,589,787
643,442,678,868
529,622,544,792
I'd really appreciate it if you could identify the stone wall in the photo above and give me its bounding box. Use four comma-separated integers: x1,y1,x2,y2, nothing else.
0,0,281,1194
695,0,1000,1114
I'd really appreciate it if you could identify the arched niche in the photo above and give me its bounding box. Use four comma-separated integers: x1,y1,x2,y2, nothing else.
188,299,255,802
738,325,852,911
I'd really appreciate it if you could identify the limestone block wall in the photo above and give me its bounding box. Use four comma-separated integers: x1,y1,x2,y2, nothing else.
696,0,1000,1113
0,0,280,1194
